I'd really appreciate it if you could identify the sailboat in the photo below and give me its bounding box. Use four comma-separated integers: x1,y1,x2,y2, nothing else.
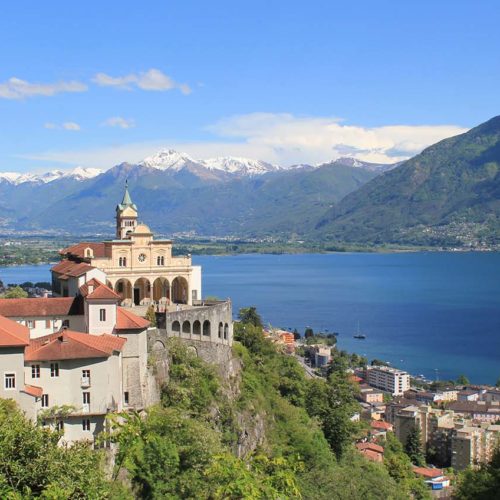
353,321,366,339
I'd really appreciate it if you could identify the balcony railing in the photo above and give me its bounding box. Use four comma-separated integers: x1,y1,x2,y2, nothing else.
81,377,91,388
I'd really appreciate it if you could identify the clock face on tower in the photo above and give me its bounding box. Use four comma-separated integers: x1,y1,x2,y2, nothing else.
138,253,147,263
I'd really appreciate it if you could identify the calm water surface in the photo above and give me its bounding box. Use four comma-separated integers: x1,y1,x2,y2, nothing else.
1,252,499,384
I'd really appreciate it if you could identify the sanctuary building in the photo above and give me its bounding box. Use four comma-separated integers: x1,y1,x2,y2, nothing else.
52,183,201,307
0,185,233,444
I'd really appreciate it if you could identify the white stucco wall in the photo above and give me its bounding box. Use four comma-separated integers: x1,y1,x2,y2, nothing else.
85,300,117,335
191,265,202,301
24,354,123,417
12,315,86,339
0,347,38,420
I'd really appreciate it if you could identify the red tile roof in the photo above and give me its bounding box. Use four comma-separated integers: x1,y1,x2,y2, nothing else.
356,442,384,454
59,242,106,259
361,449,384,462
79,279,120,300
22,384,43,398
413,467,444,479
116,307,150,330
51,260,95,278
371,420,393,430
0,297,82,317
0,314,30,346
25,330,126,361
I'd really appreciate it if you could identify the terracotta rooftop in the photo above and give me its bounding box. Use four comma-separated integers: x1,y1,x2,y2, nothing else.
59,242,107,259
360,449,384,462
0,297,83,317
116,307,150,330
79,279,120,300
25,330,126,361
0,314,30,347
22,384,43,398
51,260,95,278
356,442,384,454
413,467,444,479
371,420,393,430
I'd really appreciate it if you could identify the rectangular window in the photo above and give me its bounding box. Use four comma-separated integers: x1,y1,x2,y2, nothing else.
57,420,64,431
50,363,59,377
26,320,34,328
83,392,90,404
124,391,129,405
82,369,90,379
99,308,106,322
41,394,49,407
4,373,15,390
62,319,70,328
32,364,40,379
82,419,91,431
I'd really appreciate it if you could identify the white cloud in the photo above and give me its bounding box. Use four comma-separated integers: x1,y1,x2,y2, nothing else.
0,77,87,99
22,113,468,169
44,121,81,131
101,117,135,129
93,68,191,95
62,122,81,131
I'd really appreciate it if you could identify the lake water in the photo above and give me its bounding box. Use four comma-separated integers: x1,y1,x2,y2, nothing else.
1,252,499,384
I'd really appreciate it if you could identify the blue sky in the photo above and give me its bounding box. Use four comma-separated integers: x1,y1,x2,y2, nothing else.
0,0,499,172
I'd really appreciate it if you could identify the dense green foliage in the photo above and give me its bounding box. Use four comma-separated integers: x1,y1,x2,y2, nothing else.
404,426,426,466
1,285,28,298
455,449,500,499
0,399,111,498
315,115,500,246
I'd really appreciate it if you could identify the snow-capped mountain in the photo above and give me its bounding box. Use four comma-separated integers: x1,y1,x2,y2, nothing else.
139,149,281,177
0,167,102,185
139,149,197,172
317,157,399,172
200,157,281,176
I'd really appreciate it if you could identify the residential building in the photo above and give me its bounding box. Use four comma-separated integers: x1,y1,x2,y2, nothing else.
452,424,500,470
412,467,450,491
355,442,384,463
366,365,410,396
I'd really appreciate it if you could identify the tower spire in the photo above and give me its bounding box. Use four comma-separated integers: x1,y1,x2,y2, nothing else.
121,179,134,206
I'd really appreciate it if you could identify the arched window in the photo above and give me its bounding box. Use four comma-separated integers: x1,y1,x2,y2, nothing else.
182,321,191,334
218,322,223,338
224,323,229,340
172,321,180,333
193,320,201,335
157,255,165,266
203,320,211,337
119,256,127,267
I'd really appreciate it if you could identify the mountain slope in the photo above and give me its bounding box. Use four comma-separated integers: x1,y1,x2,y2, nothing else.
314,115,500,246
25,161,378,236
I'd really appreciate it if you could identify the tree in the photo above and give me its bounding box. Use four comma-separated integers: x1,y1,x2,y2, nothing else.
0,399,111,498
456,374,470,386
304,327,314,338
455,448,500,499
145,304,157,327
405,425,425,466
293,328,300,340
2,285,28,298
238,306,263,328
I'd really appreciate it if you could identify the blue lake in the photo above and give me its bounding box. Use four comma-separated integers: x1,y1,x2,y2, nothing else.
1,252,499,384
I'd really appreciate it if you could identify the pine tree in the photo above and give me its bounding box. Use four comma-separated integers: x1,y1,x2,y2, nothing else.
405,425,425,466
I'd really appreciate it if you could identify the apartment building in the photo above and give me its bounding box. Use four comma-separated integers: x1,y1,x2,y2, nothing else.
366,365,410,395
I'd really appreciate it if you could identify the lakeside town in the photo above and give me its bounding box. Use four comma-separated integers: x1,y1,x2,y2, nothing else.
265,326,500,494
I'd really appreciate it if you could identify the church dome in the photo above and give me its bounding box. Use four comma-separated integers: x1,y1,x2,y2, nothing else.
133,223,152,234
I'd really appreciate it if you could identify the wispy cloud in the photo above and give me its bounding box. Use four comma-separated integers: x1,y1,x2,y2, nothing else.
0,77,87,100
93,68,191,95
101,116,135,129
22,113,468,169
44,122,81,131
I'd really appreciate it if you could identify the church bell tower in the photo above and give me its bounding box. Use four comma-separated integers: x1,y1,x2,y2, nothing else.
116,181,138,239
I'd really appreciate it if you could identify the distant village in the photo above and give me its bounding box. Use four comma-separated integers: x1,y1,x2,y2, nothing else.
265,326,500,493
